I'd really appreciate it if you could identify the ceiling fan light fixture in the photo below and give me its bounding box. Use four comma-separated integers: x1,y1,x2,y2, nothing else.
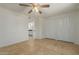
19,3,50,14
33,7,39,12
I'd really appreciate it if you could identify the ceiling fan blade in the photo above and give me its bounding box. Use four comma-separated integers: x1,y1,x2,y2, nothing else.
28,9,32,14
19,4,31,7
39,10,42,14
40,5,50,8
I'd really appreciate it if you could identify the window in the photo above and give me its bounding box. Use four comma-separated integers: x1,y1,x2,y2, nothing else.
28,22,34,30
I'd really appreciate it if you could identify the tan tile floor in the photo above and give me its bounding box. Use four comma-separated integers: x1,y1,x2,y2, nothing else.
0,38,79,55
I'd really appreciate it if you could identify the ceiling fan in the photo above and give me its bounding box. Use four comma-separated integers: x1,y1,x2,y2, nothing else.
19,3,50,14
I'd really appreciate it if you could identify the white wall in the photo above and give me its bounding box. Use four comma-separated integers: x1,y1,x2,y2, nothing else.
34,15,43,39
42,11,79,44
0,6,43,47
0,7,30,47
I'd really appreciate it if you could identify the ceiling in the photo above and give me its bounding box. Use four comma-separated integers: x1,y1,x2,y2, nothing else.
0,3,79,17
